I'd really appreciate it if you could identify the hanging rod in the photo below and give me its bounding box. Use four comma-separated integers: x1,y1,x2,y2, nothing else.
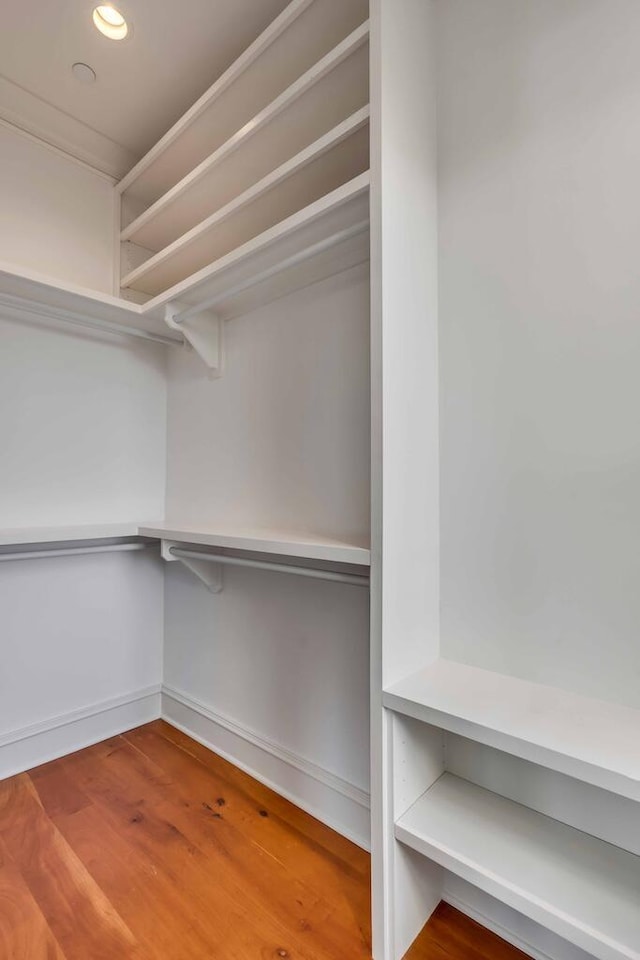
170,547,370,587
0,292,182,347
0,542,151,562
174,219,370,324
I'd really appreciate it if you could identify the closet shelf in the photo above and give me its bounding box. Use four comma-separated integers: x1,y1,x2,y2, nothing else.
120,107,370,286
120,24,370,251
384,659,640,802
1,172,368,356
118,0,368,205
116,0,316,197
137,523,371,566
138,173,370,320
397,774,640,960
0,523,149,547
0,263,182,346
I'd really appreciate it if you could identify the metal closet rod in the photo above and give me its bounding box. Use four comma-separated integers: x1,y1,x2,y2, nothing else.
0,542,150,562
170,547,370,587
175,219,370,324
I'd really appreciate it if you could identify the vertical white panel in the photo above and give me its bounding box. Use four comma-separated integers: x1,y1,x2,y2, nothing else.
370,0,441,957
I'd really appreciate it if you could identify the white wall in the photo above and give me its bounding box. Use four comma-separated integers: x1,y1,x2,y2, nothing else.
163,268,371,844
0,128,166,774
0,312,167,771
165,267,370,539
0,315,167,528
0,122,116,292
438,0,640,709
0,548,164,779
436,10,640,953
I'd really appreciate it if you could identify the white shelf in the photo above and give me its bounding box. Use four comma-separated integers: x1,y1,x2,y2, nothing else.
118,0,368,206
384,659,640,802
122,114,369,296
137,523,370,566
396,773,640,960
0,262,181,345
0,523,148,547
139,173,370,321
121,29,369,253
121,108,369,295
0,173,368,349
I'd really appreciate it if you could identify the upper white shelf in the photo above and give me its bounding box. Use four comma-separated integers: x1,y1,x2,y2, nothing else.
118,0,368,206
397,773,640,960
139,173,370,322
121,31,369,254
121,115,369,297
383,658,640,802
0,172,368,351
138,522,371,566
0,523,149,547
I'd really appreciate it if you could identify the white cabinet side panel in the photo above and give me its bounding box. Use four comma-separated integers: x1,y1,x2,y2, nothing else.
370,1,441,958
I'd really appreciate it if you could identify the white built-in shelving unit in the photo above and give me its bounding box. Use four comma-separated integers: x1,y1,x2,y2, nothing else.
369,2,640,960
0,0,370,371
396,774,640,960
115,0,370,376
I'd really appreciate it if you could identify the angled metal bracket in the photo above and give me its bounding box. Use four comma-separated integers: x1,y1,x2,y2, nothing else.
165,301,224,376
161,540,223,593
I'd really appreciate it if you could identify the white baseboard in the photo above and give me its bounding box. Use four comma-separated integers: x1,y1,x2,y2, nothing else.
161,684,371,850
444,877,593,960
0,685,162,781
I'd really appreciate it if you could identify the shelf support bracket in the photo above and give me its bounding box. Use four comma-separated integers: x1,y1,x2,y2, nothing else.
161,540,223,593
165,301,224,376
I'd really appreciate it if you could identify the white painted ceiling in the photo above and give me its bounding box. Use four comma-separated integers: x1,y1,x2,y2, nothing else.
0,0,290,174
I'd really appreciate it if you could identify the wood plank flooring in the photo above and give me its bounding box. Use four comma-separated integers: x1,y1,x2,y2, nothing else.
0,720,531,960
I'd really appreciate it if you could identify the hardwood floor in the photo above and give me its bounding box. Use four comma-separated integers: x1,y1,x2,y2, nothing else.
0,721,530,960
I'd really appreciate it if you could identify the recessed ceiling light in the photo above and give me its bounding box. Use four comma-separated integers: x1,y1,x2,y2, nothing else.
72,62,97,84
92,5,128,40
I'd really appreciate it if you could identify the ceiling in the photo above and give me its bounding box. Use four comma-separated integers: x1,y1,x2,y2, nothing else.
0,0,290,177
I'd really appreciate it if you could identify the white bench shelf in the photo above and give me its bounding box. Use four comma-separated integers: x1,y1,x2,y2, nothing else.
396,773,640,960
384,658,640,803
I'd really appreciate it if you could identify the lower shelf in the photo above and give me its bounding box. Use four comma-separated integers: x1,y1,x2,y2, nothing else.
396,773,640,960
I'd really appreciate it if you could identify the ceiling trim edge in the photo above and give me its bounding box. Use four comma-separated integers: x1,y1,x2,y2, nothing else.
0,74,137,181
